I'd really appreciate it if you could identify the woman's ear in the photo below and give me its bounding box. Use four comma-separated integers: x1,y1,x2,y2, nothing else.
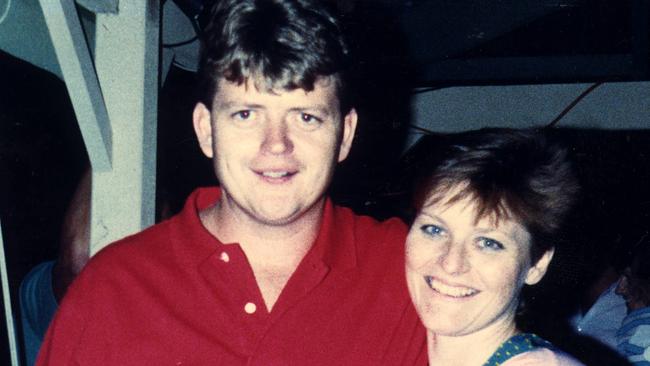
525,248,555,285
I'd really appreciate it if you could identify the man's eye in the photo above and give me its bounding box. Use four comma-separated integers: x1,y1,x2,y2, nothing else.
300,113,322,125
232,110,252,120
477,237,504,251
420,224,445,238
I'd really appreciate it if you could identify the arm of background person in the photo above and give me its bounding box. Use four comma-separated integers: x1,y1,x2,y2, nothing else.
616,306,650,365
19,168,91,365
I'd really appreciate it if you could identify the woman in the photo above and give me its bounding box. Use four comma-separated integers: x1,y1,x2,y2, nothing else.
405,128,583,365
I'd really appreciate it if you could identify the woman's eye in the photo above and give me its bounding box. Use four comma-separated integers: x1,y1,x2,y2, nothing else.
477,237,504,251
420,224,446,238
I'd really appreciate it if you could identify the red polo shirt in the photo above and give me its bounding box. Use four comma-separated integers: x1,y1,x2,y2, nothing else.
37,188,427,365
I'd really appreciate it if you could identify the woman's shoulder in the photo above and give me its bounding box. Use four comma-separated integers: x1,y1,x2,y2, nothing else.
502,348,585,366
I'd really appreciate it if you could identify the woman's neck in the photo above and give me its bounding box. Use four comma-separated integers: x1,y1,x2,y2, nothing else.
427,319,518,366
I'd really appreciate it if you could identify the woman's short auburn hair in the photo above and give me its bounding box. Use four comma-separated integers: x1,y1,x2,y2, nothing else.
412,128,580,262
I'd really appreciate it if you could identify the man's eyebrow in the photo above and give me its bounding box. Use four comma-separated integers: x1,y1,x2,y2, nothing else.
288,106,333,116
215,101,265,110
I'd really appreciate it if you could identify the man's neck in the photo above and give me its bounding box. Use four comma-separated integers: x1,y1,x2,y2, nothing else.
199,196,325,311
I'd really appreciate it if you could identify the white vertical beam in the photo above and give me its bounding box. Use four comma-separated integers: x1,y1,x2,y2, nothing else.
0,221,19,366
90,0,159,254
40,0,159,254
39,0,112,171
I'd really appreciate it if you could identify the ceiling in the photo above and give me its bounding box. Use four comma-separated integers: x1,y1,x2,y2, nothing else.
1,0,647,88
346,0,649,86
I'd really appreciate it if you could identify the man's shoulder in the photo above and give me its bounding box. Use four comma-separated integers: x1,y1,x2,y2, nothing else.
63,215,192,308
90,188,213,266
332,203,408,237
330,204,408,263
101,218,173,253
83,217,179,279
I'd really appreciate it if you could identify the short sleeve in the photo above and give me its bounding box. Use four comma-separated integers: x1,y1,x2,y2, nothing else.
19,261,59,366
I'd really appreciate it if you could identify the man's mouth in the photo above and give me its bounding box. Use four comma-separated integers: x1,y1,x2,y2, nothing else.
255,170,298,180
425,276,479,298
261,171,291,178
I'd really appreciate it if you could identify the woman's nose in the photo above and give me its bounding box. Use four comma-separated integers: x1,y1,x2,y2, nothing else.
439,242,470,275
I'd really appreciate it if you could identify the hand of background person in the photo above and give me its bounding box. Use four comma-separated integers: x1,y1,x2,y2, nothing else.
52,168,91,302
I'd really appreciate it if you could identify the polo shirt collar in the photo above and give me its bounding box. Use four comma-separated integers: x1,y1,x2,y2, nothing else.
312,196,358,271
173,187,358,272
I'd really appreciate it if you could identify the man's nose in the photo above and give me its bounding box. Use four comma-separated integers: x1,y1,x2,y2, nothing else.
438,241,470,275
261,120,293,155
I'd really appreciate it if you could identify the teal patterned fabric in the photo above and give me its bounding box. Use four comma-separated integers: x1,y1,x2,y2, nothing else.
482,333,554,366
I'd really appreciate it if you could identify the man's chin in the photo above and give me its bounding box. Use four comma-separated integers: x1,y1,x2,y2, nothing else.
253,210,302,227
251,202,325,227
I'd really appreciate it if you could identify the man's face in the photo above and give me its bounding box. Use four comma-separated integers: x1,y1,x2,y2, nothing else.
193,77,357,226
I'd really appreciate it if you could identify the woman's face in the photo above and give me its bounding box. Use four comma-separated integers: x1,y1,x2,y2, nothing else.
405,189,553,337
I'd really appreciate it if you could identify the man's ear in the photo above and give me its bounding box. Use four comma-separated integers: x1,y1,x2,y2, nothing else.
525,248,555,285
337,108,358,162
193,102,214,158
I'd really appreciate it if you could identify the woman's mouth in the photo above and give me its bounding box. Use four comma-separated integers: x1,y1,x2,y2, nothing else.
425,276,479,298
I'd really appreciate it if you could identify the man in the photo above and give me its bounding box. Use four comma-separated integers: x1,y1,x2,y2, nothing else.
36,1,426,364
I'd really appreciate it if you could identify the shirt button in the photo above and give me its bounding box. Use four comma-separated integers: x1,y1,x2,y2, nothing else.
219,252,230,263
244,302,257,314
